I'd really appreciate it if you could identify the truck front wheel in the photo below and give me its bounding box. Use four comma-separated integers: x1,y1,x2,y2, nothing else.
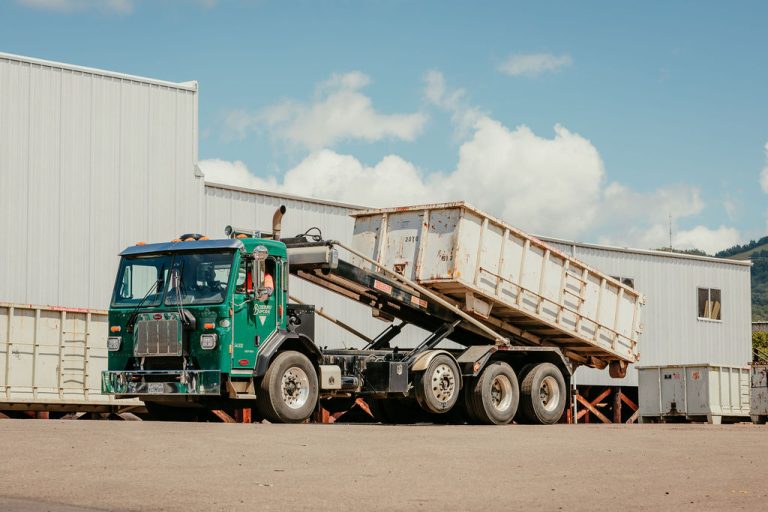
257,351,318,423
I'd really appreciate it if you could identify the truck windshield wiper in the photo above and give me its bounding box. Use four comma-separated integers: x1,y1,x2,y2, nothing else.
126,278,162,333
169,265,195,328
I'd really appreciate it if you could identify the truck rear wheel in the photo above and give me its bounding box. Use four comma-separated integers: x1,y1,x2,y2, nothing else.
518,363,566,425
414,354,460,414
257,351,318,423
467,362,519,425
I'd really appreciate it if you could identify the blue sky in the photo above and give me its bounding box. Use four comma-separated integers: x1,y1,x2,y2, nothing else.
2,0,767,253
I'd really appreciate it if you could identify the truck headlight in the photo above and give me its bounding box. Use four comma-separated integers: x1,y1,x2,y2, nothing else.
200,334,217,350
107,336,122,351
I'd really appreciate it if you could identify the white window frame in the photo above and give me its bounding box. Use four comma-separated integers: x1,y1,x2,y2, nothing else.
697,287,722,322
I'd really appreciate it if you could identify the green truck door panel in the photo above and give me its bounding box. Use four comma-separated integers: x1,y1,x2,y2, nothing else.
233,274,278,370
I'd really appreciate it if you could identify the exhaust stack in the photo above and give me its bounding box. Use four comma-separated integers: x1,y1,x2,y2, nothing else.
272,205,286,240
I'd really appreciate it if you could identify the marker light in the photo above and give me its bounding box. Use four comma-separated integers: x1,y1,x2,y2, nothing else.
200,334,217,350
107,336,122,351
203,322,215,330
110,326,121,333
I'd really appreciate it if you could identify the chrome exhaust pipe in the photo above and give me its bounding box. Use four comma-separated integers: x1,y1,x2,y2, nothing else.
272,205,286,240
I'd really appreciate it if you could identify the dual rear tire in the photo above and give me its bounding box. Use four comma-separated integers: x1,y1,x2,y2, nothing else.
462,361,567,425
517,363,567,425
464,362,520,425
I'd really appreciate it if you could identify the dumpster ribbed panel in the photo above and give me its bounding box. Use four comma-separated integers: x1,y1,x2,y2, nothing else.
0,302,139,406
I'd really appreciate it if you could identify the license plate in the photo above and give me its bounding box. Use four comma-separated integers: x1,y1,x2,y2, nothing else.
147,382,165,394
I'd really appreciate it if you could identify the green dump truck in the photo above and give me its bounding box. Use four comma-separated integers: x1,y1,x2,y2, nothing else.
103,203,643,424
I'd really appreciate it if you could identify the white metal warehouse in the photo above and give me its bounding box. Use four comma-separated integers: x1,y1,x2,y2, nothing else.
0,52,753,412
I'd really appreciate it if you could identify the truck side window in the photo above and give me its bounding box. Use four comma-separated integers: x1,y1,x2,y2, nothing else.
236,258,249,293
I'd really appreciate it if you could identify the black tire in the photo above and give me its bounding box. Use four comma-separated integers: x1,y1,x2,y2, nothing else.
751,415,767,425
460,376,480,424
144,402,201,422
414,354,461,414
467,362,519,425
517,362,566,425
256,351,318,423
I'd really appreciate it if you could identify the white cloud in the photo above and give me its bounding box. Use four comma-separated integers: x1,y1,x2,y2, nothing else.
207,71,740,253
498,53,572,77
760,142,768,193
224,71,427,150
673,226,742,255
198,159,276,191
200,152,432,207
594,183,745,253
17,0,133,13
207,114,605,237
423,70,483,139
443,118,604,237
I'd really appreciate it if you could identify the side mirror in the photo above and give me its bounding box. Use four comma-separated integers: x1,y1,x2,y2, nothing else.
251,245,269,297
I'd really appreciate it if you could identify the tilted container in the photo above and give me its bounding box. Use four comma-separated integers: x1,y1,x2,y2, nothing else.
350,202,644,371
637,364,751,424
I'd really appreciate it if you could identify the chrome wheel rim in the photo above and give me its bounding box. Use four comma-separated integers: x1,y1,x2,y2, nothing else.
430,363,456,404
539,376,560,412
281,366,310,409
490,374,513,411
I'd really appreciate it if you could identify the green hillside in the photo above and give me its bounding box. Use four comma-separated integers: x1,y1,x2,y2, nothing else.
715,237,768,321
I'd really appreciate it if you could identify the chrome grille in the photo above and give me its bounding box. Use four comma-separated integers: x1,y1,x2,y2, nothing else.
134,319,182,357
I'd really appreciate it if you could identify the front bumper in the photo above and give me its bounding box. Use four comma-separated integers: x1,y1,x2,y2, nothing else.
101,370,222,396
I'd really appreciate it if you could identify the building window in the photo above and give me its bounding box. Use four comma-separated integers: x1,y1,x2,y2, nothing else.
698,288,722,320
611,276,635,289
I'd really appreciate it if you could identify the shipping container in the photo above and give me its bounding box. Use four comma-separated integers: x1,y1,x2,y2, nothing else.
637,364,750,424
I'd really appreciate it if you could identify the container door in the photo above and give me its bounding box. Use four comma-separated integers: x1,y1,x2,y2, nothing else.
660,368,686,415
752,365,768,416
684,367,710,415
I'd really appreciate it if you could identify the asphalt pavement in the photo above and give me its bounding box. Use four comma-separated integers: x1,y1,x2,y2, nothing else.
1,420,766,511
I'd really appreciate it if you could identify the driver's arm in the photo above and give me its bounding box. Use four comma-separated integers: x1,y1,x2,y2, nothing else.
264,273,274,297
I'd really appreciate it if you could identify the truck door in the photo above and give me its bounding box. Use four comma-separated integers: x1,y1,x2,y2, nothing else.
232,253,279,371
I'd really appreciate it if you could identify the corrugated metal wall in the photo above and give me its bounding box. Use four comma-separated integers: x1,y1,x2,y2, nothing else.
0,53,203,310
542,239,753,386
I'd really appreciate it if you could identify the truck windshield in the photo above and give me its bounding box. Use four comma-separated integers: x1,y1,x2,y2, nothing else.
112,255,169,307
165,252,234,306
112,251,235,307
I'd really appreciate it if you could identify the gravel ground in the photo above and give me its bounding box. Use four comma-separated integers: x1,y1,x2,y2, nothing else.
0,420,766,511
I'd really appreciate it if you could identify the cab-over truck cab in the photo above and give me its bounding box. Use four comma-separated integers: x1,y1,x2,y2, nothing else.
102,228,324,422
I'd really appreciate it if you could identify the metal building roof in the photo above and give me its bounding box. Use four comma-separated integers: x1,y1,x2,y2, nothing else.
0,52,198,92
